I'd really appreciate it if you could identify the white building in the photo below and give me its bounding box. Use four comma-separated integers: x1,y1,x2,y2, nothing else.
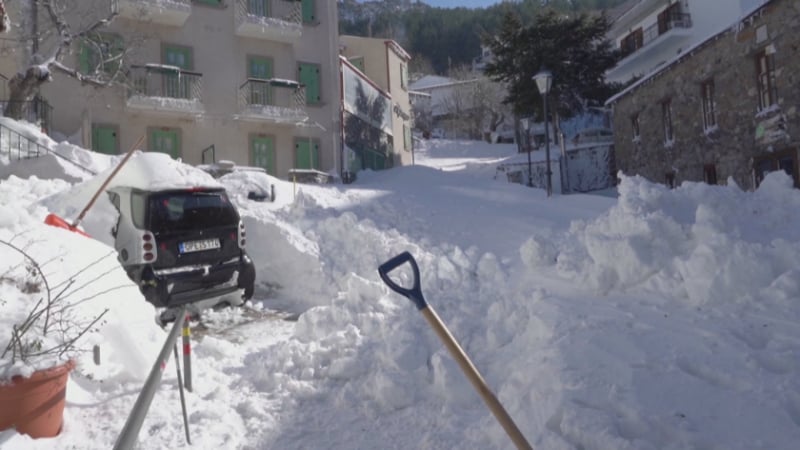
605,0,765,84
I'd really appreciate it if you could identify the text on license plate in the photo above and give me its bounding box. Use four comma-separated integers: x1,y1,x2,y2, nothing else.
179,238,221,254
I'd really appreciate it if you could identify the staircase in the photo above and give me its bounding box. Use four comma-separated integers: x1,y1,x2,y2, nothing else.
0,121,96,176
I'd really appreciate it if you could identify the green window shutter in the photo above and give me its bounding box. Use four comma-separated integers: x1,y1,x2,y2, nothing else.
92,125,118,155
79,42,91,74
295,139,319,170
301,0,315,23
298,63,321,105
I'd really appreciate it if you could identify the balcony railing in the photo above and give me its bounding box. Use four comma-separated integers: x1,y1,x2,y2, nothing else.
235,0,302,43
115,0,192,27
126,64,204,115
620,12,692,58
237,78,308,124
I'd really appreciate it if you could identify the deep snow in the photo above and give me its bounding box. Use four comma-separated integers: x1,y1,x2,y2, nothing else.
1,120,800,449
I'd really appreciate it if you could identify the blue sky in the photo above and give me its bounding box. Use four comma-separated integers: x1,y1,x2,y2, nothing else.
423,0,502,8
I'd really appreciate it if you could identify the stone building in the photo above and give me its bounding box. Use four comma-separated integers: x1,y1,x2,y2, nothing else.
606,0,800,190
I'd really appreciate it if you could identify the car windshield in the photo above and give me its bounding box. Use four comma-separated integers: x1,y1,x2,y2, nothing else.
147,190,238,232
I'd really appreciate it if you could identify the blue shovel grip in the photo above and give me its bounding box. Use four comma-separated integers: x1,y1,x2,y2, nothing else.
378,251,427,310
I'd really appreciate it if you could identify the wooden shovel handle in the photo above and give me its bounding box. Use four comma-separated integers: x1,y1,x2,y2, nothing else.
71,134,145,228
421,307,532,450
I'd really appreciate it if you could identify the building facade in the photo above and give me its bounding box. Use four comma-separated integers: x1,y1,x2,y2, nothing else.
339,36,412,168
607,0,800,190
10,0,341,179
605,0,764,84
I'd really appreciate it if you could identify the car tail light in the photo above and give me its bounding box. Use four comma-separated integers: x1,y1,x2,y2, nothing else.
238,221,246,249
142,231,157,263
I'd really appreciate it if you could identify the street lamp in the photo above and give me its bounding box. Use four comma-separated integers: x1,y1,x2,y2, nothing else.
533,69,553,197
520,117,532,186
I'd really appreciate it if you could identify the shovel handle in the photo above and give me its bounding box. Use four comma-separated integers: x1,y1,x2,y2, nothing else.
378,251,426,310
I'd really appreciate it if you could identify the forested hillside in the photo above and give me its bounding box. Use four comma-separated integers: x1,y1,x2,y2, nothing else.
339,0,630,74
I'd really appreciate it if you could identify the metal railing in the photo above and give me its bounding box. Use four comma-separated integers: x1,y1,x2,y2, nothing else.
127,64,203,102
0,97,53,135
0,122,96,175
235,0,302,28
620,11,692,58
201,144,215,164
238,78,306,115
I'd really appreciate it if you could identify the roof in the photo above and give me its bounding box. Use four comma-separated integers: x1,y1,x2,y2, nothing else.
408,75,454,90
606,0,774,106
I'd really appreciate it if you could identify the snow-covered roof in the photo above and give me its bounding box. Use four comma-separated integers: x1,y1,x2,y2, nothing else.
408,75,454,90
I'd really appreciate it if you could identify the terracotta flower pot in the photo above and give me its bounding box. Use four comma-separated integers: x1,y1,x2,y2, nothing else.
0,359,76,438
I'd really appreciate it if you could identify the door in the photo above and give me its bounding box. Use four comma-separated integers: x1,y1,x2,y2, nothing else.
247,0,269,17
295,139,319,169
248,56,273,106
251,135,275,175
163,45,192,99
754,149,798,187
92,125,117,155
150,128,181,159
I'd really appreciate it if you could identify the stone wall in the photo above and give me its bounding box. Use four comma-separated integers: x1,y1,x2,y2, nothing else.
609,0,800,190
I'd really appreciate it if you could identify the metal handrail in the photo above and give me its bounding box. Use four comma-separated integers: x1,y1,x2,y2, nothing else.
0,122,97,175
238,78,306,111
235,0,302,27
201,144,215,164
620,11,692,58
1,97,54,134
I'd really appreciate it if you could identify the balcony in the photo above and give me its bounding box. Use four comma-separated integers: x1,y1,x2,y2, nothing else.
607,11,693,82
116,0,192,27
235,0,302,43
235,78,308,125
126,64,204,116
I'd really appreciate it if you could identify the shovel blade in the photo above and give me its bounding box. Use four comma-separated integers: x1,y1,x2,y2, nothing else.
44,213,91,238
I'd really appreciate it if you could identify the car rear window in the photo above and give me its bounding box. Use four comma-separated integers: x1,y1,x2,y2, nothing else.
147,190,238,232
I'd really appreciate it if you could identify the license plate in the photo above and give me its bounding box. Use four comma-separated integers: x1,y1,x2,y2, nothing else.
179,238,221,254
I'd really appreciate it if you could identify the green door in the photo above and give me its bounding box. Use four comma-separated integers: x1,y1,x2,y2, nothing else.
298,63,320,105
163,46,192,99
295,139,319,169
251,135,275,175
150,128,181,159
92,125,117,155
248,56,273,106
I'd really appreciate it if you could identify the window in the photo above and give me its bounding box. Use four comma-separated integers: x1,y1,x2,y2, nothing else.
661,99,673,143
703,164,718,185
349,57,365,73
91,124,118,155
755,49,777,110
251,134,276,175
149,127,181,159
400,63,408,90
620,28,643,57
298,62,321,105
403,125,412,151
245,0,268,17
301,0,316,24
631,114,640,141
79,33,123,76
701,79,717,130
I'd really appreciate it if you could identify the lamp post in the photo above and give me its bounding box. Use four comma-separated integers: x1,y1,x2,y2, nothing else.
533,69,553,197
520,117,532,186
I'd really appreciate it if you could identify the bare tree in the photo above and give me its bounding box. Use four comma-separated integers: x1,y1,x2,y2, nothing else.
2,1,127,120
439,66,509,140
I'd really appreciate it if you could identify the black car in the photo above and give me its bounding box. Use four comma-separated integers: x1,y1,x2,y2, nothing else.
108,186,255,315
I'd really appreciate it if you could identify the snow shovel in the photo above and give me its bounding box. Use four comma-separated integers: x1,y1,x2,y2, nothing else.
378,251,533,450
44,134,144,237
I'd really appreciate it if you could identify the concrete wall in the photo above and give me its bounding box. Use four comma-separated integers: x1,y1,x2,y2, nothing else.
609,0,800,191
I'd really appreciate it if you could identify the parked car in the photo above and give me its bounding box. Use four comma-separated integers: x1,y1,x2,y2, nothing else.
107,185,256,322
199,160,274,202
